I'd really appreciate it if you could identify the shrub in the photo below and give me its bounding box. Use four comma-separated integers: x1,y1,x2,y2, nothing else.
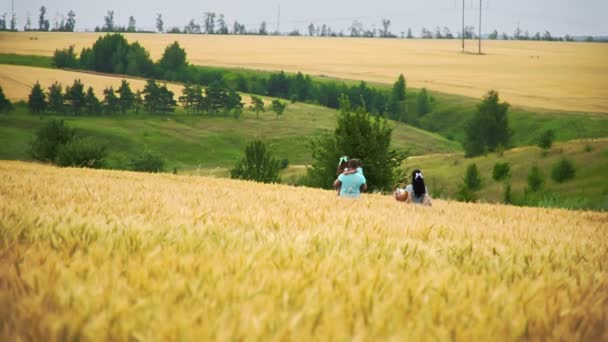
584,144,593,153
551,158,575,183
0,85,14,113
130,150,165,172
503,182,512,204
31,120,75,162
231,140,281,183
456,185,477,202
526,165,544,193
280,159,290,170
492,162,511,181
464,163,482,191
537,129,555,150
55,137,106,168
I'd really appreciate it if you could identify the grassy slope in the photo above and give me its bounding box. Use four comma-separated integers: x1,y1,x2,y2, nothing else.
405,139,608,210
2,54,607,149
0,104,460,172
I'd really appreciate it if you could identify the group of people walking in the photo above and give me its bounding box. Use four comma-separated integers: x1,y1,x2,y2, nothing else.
333,156,432,206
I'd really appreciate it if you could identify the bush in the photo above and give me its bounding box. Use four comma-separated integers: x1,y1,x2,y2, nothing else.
0,85,14,113
231,140,281,183
526,165,544,193
456,185,477,202
280,158,290,170
537,129,555,149
130,150,165,172
463,163,482,191
53,45,79,68
503,182,512,204
492,162,511,181
55,137,106,168
551,158,575,183
31,120,75,162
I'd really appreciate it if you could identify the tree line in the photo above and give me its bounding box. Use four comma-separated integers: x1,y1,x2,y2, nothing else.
3,6,601,42
27,79,177,115
52,34,429,121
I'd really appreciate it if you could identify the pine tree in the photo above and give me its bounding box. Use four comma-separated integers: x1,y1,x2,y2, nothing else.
116,80,135,114
249,96,265,119
0,85,13,113
230,140,281,183
47,82,65,113
84,86,101,115
103,87,119,114
64,79,86,115
28,82,47,114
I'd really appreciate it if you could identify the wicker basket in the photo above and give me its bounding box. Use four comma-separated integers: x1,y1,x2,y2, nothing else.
393,184,409,202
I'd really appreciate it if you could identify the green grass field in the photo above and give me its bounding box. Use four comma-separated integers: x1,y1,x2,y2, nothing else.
2,53,607,149
404,139,608,210
0,104,460,172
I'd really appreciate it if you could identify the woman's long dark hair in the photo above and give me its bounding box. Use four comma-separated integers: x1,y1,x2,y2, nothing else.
412,169,426,197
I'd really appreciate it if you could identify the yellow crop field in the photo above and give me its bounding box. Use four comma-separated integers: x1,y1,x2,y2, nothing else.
0,64,183,102
1,32,607,113
1,160,606,340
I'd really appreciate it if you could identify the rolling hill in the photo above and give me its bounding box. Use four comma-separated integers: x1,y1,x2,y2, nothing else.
1,32,607,113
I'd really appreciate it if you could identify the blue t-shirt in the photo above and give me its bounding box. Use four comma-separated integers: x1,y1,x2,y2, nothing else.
338,173,367,197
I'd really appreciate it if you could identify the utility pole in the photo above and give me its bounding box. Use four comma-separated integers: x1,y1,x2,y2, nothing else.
277,4,281,34
478,0,482,54
462,0,465,52
11,0,15,31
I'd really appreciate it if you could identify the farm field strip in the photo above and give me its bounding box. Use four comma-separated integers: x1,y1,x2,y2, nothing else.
0,161,607,340
1,32,607,113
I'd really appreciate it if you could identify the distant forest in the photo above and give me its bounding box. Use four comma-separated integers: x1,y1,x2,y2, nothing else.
0,6,605,43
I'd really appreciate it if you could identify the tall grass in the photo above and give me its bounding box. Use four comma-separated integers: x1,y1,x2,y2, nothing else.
0,161,606,340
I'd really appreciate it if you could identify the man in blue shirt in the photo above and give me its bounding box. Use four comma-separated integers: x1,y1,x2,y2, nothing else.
333,159,367,198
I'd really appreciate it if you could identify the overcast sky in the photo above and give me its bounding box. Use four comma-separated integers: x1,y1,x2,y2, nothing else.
4,0,607,36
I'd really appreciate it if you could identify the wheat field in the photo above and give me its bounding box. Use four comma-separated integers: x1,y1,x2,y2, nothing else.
1,32,607,113
0,160,606,340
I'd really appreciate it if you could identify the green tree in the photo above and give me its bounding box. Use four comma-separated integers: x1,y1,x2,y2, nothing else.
142,80,161,113
28,82,47,114
230,140,281,183
503,182,512,204
526,165,544,193
178,84,197,114
30,119,75,162
537,129,555,150
158,84,177,113
416,88,430,116
0,85,14,113
134,90,143,114
64,79,86,115
205,81,228,114
492,162,511,181
464,90,512,157
47,82,65,113
225,89,244,117
249,96,265,119
551,158,575,183
463,163,482,191
157,41,188,79
116,80,135,114
270,99,286,119
84,86,102,115
306,95,407,191
103,86,119,114
392,74,406,102
53,45,79,68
